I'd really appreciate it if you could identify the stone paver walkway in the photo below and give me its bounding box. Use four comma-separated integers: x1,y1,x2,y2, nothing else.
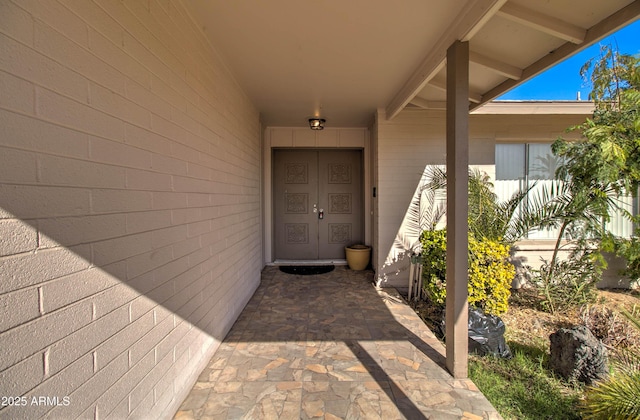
174,266,502,419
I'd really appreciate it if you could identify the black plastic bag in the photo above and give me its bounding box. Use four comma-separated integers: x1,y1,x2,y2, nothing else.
467,307,512,358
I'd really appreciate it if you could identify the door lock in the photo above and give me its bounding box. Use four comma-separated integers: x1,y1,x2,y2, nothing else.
318,209,324,219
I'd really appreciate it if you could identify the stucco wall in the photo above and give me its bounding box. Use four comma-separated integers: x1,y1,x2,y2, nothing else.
374,108,588,290
0,1,261,418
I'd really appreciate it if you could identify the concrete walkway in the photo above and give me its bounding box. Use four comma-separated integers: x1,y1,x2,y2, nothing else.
174,266,502,419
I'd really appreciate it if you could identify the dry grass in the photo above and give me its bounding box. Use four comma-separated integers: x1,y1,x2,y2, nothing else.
411,287,640,351
503,287,640,352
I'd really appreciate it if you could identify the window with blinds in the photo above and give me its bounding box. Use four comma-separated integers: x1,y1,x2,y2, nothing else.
495,143,636,239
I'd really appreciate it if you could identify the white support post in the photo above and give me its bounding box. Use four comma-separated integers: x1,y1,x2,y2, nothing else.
408,261,415,301
445,40,470,379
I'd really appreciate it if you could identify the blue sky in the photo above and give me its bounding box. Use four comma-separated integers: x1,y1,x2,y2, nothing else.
499,19,640,101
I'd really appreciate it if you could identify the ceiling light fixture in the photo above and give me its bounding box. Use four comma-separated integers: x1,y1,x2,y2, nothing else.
308,118,326,130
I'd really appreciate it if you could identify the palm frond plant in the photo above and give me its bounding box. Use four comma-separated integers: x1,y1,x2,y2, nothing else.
396,164,625,314
622,304,640,330
581,306,640,420
407,166,539,244
412,167,537,315
522,178,621,313
392,165,446,256
394,165,546,263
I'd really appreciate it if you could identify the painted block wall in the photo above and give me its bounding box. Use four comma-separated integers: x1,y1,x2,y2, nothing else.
0,1,261,419
374,108,588,290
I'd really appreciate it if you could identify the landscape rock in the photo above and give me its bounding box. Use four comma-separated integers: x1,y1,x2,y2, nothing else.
549,325,608,384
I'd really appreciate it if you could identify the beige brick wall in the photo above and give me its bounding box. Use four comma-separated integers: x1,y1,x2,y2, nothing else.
0,1,261,418
374,108,587,289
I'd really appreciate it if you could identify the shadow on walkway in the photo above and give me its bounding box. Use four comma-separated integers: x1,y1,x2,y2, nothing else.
174,266,501,419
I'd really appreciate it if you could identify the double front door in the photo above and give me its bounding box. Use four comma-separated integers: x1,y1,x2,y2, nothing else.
274,149,363,260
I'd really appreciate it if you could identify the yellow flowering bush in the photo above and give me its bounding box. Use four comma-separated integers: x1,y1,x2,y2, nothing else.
420,230,448,304
421,230,514,315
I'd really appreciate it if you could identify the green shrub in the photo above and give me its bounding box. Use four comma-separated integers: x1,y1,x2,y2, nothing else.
421,230,515,315
420,230,448,304
533,250,601,314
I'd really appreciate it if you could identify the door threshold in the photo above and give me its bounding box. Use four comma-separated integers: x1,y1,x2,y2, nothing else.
271,259,347,266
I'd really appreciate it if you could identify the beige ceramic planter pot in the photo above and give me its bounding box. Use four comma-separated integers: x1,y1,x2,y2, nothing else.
345,245,371,271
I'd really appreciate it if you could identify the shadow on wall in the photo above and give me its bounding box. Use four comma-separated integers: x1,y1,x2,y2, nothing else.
0,1,264,418
377,165,446,291
0,170,262,419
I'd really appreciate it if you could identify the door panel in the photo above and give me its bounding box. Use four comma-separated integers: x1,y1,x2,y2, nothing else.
274,150,319,259
318,150,362,259
274,149,362,260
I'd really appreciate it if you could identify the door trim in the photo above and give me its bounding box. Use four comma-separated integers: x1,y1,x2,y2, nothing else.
262,127,371,264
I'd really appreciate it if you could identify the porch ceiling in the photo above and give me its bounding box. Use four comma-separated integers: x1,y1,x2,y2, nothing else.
183,0,640,128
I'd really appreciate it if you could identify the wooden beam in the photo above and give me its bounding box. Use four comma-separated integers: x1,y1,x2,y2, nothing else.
469,50,522,80
497,2,586,44
385,0,507,120
446,40,469,379
429,79,483,103
474,0,640,110
408,97,446,110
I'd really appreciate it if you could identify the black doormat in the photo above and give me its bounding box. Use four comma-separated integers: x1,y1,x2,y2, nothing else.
279,265,335,275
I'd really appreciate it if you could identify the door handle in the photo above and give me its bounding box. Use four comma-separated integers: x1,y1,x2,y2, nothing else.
318,209,324,220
